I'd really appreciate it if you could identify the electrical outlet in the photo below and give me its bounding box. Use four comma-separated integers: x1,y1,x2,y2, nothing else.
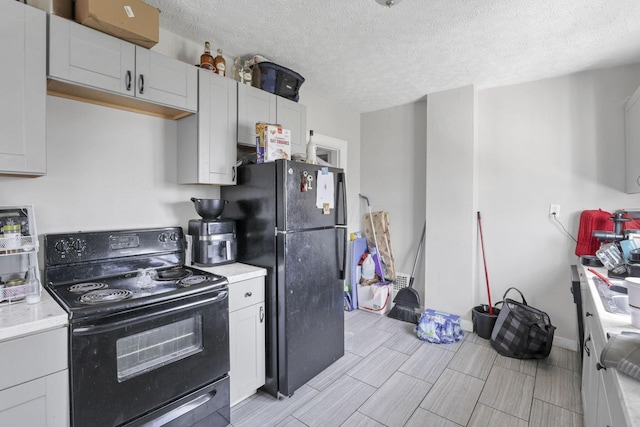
549,204,561,218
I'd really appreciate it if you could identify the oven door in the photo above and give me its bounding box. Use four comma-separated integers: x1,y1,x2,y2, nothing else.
70,289,229,427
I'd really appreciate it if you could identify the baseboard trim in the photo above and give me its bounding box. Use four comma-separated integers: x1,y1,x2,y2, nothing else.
551,335,577,352
460,319,577,352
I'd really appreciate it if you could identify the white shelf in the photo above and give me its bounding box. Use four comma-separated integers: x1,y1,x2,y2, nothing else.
0,235,38,255
0,205,41,305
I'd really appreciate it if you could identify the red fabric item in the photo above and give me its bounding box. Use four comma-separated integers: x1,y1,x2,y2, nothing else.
575,210,612,256
626,218,640,230
575,210,640,256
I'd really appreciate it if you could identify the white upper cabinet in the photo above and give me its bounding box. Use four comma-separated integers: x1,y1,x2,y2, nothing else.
237,84,307,152
135,48,197,111
48,15,196,119
626,85,640,193
276,96,307,155
48,14,134,95
237,84,276,146
0,2,46,176
177,69,237,185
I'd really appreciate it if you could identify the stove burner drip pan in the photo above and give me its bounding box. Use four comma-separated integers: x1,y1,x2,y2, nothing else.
79,289,133,305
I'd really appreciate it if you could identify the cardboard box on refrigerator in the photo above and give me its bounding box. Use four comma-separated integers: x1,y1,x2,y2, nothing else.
26,0,74,19
75,0,160,49
255,123,291,164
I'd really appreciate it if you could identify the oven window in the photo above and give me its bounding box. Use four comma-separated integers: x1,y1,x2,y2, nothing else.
116,316,203,381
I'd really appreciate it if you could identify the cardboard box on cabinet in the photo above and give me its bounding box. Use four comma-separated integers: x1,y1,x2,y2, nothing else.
75,0,159,48
26,0,73,19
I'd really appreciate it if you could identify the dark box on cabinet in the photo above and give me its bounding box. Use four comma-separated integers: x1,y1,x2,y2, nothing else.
75,0,159,49
256,62,305,102
26,0,73,19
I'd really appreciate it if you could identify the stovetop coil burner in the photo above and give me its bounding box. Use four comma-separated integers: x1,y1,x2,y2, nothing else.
180,275,209,287
69,283,107,293
155,268,193,281
79,289,133,305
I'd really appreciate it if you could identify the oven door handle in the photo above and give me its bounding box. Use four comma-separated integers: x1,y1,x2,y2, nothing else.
73,291,228,336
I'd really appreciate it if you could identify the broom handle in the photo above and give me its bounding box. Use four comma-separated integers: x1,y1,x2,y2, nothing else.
477,212,493,315
408,223,426,289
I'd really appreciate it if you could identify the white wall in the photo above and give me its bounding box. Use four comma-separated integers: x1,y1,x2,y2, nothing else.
425,86,478,327
477,64,640,349
360,102,427,296
359,63,640,349
0,96,221,233
302,89,362,232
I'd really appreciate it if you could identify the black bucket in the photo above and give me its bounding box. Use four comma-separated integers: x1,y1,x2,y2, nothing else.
472,305,500,339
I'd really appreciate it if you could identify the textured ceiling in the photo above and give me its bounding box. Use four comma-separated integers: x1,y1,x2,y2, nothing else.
145,0,640,113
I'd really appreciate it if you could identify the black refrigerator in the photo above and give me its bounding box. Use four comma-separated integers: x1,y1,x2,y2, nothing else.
221,159,347,397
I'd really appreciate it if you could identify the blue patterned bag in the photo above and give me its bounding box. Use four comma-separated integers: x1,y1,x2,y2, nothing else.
415,309,464,344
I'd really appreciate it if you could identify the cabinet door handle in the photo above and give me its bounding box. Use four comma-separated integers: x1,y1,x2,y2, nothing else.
125,70,132,91
259,306,264,323
244,292,252,298
138,74,145,94
584,335,591,357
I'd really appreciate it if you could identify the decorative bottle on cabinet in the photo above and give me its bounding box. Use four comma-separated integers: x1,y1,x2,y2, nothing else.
251,56,261,88
200,42,214,70
242,60,252,85
232,57,242,82
306,130,317,164
214,49,226,76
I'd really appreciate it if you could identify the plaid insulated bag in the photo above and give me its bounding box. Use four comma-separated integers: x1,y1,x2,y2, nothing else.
490,287,556,359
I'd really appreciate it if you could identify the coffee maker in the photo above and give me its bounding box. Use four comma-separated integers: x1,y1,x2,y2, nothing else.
188,198,237,266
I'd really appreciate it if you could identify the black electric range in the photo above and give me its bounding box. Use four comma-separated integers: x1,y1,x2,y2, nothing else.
43,227,231,427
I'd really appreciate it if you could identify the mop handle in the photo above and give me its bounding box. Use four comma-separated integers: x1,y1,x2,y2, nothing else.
368,212,385,277
477,212,493,315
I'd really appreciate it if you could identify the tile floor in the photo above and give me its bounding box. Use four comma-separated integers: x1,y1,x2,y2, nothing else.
230,309,583,427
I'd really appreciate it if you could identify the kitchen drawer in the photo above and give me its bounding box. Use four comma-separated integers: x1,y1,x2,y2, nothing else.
229,277,264,312
0,327,67,391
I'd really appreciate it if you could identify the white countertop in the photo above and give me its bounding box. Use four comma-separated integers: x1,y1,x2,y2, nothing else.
579,265,640,427
194,262,266,284
0,289,68,342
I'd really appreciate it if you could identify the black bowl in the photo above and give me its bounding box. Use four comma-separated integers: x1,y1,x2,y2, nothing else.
191,197,228,219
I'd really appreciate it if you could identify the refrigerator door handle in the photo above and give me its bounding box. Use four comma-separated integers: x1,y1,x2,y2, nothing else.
337,172,347,226
337,226,347,280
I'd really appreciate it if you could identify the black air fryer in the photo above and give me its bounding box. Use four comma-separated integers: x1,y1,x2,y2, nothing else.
188,198,237,266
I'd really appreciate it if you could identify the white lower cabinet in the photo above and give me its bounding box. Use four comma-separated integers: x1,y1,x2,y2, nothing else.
229,276,265,406
581,287,626,427
0,327,69,427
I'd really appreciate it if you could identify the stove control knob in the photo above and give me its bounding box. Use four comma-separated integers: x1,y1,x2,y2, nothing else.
158,233,168,243
54,240,68,253
73,239,85,252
